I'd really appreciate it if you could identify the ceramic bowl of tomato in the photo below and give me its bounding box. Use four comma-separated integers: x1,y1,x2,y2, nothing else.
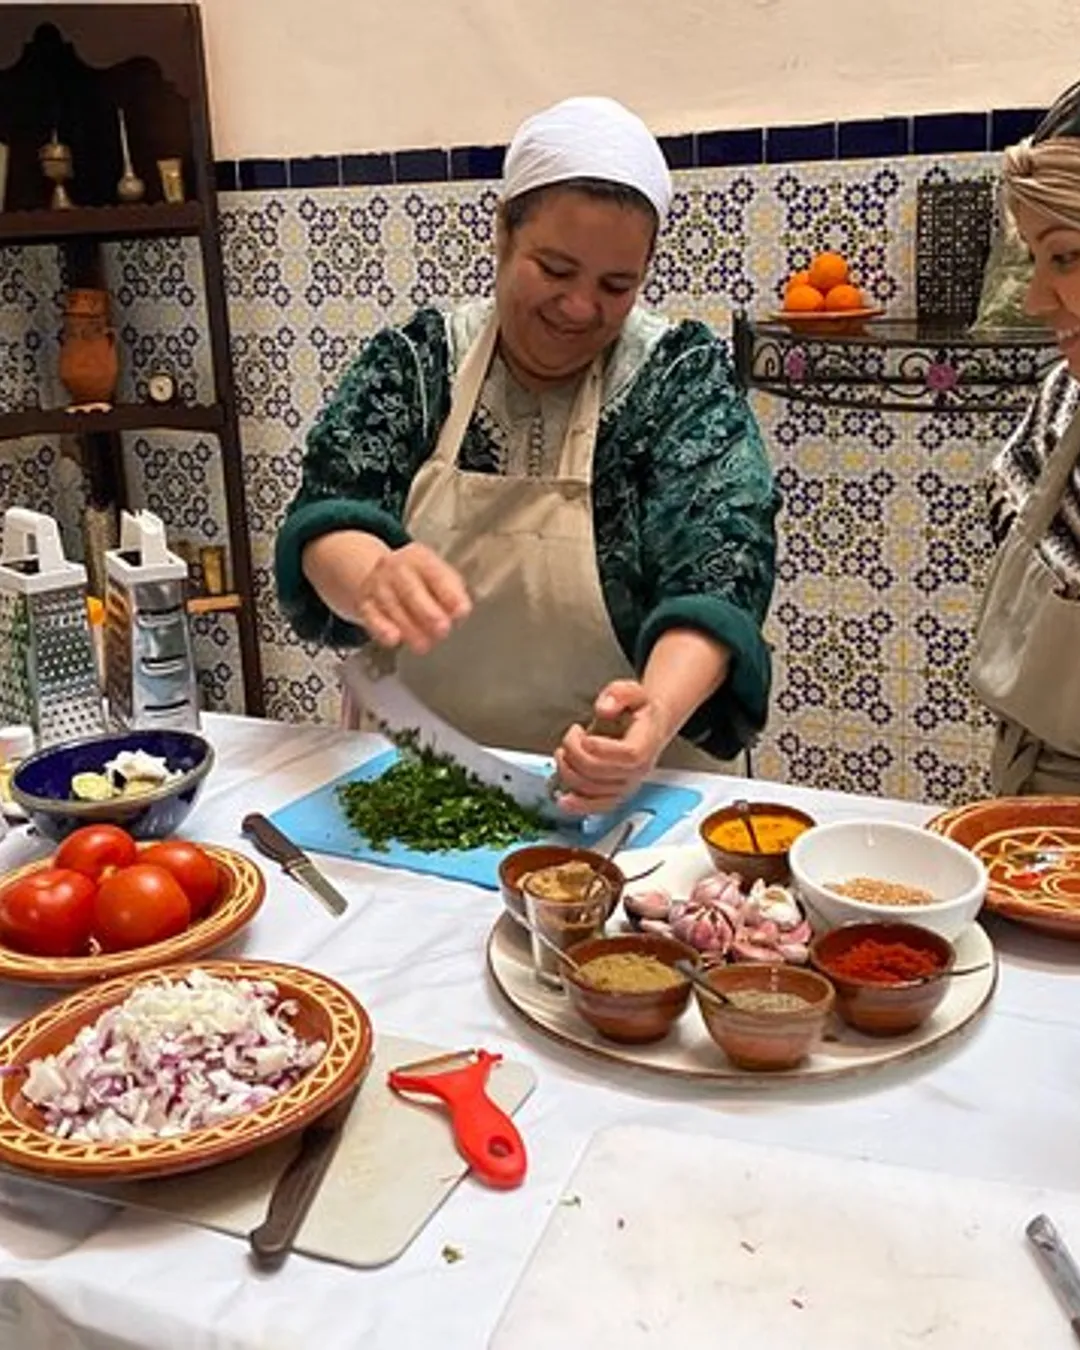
11,730,213,842
0,825,265,984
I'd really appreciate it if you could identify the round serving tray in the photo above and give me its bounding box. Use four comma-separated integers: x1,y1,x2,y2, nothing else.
488,842,998,1088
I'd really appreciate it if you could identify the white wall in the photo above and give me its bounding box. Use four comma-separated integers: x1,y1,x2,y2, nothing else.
17,0,1080,156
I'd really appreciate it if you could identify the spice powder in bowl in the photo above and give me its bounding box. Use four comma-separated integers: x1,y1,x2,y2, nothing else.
809,920,955,1037
575,952,686,994
521,863,611,988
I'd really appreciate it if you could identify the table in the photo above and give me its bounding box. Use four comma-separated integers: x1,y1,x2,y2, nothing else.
0,714,1076,1350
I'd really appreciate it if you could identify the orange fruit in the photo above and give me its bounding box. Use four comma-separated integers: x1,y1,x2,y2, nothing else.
808,251,849,293
824,283,863,311
784,269,811,298
783,283,826,313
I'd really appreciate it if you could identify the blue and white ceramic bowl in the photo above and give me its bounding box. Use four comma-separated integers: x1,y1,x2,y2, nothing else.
11,729,214,841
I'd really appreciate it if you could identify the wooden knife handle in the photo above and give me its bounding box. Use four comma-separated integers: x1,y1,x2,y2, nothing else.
241,812,304,869
248,1093,356,1269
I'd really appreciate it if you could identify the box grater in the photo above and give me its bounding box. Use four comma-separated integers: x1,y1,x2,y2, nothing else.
0,507,107,746
104,510,200,731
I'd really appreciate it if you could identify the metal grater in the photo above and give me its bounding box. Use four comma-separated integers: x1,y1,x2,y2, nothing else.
104,510,200,731
0,508,106,746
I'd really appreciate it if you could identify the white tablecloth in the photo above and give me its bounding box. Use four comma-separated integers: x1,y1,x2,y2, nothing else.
0,714,1076,1350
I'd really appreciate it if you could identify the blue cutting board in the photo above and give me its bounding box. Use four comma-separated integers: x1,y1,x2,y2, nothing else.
270,748,703,891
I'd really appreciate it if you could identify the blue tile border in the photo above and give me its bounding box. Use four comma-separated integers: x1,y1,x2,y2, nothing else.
912,112,989,155
289,155,340,188
449,144,506,180
838,117,910,160
213,106,1049,192
697,128,763,167
767,122,837,163
341,152,393,186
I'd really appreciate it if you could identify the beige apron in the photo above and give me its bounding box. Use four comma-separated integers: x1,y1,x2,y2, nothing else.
970,406,1080,794
345,310,717,771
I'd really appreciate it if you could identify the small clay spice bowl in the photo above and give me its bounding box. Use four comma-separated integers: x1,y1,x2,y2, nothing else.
563,933,698,1044
698,801,816,887
694,963,835,1071
809,920,955,1037
498,845,624,927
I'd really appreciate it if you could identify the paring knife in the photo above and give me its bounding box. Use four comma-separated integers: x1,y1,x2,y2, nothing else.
1026,1213,1080,1341
341,648,558,817
241,812,348,917
248,1088,359,1269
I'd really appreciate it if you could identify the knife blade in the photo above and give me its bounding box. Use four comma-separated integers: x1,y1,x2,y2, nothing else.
341,648,559,818
1026,1213,1080,1340
241,813,348,917
248,1088,359,1270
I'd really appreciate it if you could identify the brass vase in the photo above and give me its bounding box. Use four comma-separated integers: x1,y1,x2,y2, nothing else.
58,289,119,407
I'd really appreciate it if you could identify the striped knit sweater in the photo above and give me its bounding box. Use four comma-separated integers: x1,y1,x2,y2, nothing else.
988,359,1080,589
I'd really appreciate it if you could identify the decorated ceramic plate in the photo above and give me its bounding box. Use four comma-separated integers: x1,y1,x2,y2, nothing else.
0,845,265,985
488,842,997,1087
0,959,373,1180
927,796,1080,938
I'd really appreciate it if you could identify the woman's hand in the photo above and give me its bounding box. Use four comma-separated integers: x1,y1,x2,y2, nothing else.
553,680,673,815
357,542,472,654
303,532,471,654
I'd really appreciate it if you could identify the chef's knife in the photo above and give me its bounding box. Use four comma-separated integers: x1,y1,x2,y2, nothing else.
1026,1213,1080,1341
341,648,559,818
241,813,348,917
248,1088,359,1269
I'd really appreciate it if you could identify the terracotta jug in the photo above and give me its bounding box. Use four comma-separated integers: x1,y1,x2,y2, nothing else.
59,288,119,406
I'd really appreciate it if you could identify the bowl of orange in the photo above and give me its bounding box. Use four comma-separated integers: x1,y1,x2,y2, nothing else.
774,251,883,334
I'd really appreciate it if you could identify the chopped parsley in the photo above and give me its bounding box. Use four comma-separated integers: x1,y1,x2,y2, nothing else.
336,730,548,853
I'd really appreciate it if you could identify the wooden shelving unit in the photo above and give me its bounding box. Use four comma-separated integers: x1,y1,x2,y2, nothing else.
0,5,264,715
0,402,226,441
0,201,203,244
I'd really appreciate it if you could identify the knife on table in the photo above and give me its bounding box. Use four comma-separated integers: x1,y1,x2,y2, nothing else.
1026,1213,1080,1341
241,812,348,917
248,1088,359,1270
341,648,559,818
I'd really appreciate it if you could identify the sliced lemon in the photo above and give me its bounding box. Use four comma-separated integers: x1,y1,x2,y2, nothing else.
71,772,116,802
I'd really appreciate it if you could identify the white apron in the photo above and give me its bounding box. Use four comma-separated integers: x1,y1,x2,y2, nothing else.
970,405,1080,794
345,310,718,771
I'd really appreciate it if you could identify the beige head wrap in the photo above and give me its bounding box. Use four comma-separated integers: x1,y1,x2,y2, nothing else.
502,96,672,223
1002,135,1080,232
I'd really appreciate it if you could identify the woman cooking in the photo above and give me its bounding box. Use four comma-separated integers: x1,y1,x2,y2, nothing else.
276,96,778,815
973,78,1080,793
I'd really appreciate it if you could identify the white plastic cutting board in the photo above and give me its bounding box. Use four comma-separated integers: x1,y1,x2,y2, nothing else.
491,1124,1080,1349
46,1035,534,1270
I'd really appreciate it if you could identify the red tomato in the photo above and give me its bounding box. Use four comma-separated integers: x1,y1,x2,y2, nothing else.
55,824,137,882
0,867,97,957
92,864,191,952
138,841,221,919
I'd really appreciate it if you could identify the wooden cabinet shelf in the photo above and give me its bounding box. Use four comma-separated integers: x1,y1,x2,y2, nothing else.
0,5,265,716
0,202,203,245
187,593,241,616
0,403,225,442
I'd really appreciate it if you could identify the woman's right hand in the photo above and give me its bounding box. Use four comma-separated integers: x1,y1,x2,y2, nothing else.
356,541,472,654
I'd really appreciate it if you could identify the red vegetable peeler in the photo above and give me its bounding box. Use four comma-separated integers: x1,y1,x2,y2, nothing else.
387,1048,527,1189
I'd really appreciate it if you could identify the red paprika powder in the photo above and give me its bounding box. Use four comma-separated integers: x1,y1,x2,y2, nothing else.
827,938,942,984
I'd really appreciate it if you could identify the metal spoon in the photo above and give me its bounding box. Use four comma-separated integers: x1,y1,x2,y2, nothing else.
584,819,635,904
732,798,763,853
914,961,991,985
519,919,583,973
674,958,732,1005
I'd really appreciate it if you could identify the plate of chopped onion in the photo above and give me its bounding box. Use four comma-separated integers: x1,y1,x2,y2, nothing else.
0,960,372,1179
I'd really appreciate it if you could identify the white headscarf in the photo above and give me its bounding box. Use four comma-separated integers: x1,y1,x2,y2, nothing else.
502,96,672,223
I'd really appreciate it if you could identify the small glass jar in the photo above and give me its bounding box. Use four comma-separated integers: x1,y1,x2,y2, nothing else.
522,868,611,989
